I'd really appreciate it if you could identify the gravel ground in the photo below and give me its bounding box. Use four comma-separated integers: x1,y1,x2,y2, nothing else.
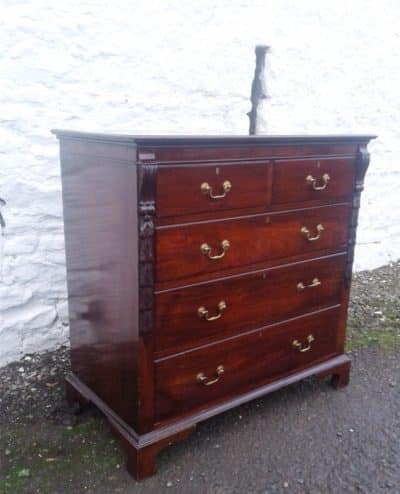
1,262,399,493
347,261,400,350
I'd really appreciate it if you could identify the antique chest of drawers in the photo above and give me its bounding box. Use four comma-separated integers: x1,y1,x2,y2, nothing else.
53,131,374,480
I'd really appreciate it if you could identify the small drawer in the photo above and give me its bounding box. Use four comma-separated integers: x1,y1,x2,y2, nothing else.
156,162,271,218
156,204,350,283
154,254,346,355
155,307,339,422
273,157,355,205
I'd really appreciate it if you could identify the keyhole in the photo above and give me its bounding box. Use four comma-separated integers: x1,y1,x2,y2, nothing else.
215,167,220,176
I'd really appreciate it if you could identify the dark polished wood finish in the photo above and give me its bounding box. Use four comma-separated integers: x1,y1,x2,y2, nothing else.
157,161,271,218
154,254,346,355
58,147,140,427
53,130,375,480
156,204,350,283
155,307,340,421
272,157,355,206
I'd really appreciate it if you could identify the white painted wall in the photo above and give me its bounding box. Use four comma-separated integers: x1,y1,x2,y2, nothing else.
1,0,399,366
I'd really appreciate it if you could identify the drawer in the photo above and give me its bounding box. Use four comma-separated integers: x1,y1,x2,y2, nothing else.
156,162,270,218
154,254,345,354
155,307,340,422
273,157,355,205
156,204,350,283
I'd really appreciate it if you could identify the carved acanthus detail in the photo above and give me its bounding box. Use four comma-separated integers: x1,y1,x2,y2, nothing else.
138,163,157,334
345,144,370,284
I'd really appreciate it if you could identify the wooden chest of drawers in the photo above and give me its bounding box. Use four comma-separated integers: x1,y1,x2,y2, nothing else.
53,131,374,480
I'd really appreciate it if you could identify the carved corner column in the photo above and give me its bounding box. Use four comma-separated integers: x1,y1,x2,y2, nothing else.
345,144,370,285
137,162,158,433
336,144,370,355
138,163,157,335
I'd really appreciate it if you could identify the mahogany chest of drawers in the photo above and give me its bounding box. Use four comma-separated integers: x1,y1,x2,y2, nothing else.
53,131,374,480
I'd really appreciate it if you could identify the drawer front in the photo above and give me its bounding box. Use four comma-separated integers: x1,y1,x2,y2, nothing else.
156,162,270,218
273,157,355,205
156,204,350,283
155,307,340,422
155,254,346,354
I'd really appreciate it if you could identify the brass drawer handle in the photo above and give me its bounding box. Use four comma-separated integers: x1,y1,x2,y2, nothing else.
197,300,227,321
297,278,321,292
301,224,324,241
201,180,232,199
292,334,315,353
306,173,330,190
197,365,225,386
200,239,230,259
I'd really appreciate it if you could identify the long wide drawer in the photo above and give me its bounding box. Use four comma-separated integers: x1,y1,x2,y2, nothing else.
155,307,340,422
156,204,350,283
157,161,271,218
154,254,346,355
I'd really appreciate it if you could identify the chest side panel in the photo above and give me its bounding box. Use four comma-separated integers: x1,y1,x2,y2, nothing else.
58,138,140,428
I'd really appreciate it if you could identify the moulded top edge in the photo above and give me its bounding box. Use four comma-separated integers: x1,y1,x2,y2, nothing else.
51,129,377,146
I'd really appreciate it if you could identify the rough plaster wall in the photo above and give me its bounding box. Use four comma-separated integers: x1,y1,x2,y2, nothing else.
1,0,399,365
